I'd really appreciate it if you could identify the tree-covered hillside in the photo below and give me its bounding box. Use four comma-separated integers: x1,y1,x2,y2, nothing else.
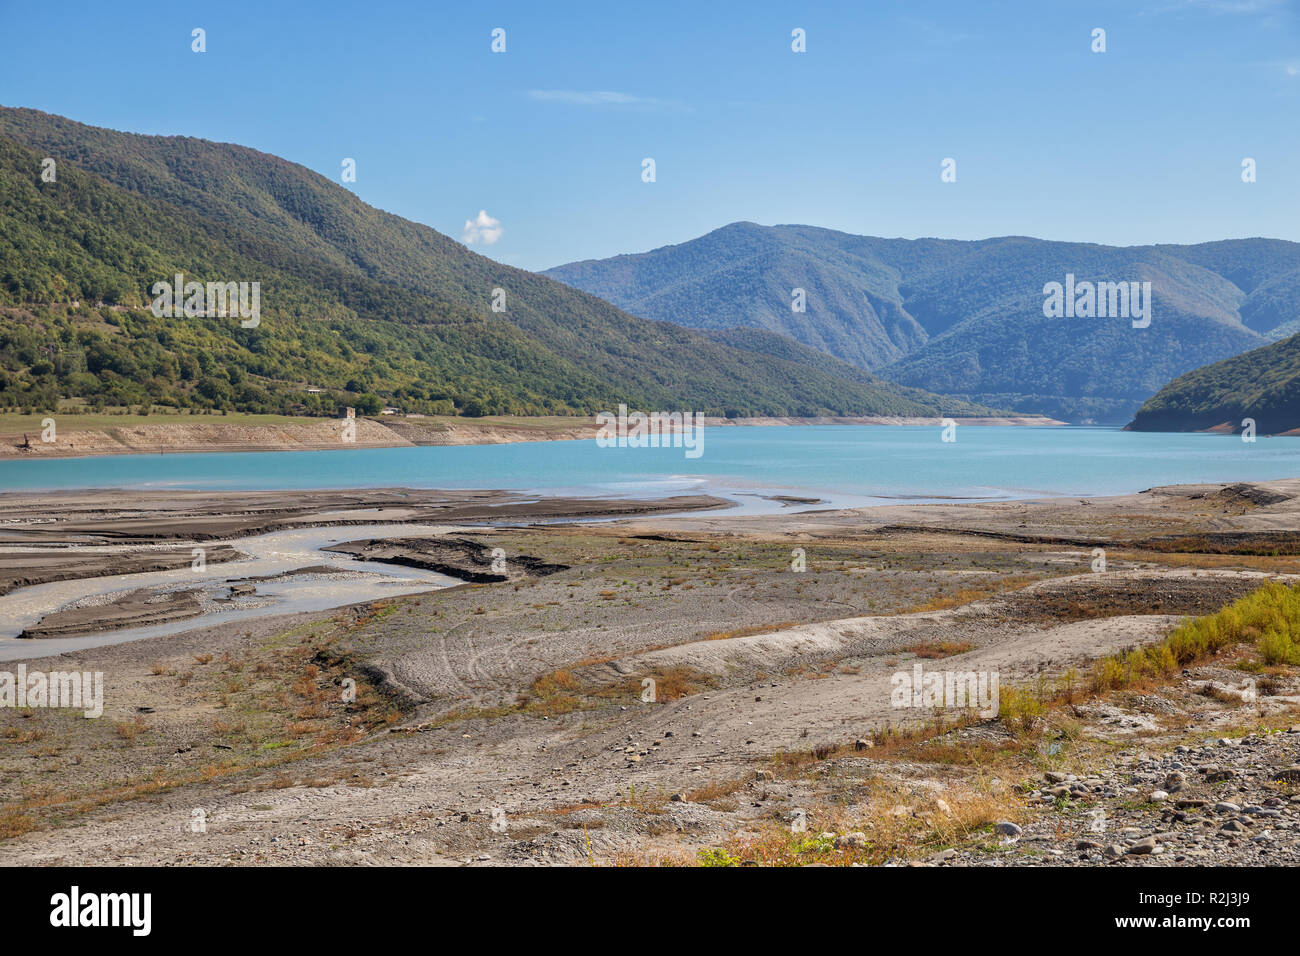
0,107,987,419
1129,333,1300,434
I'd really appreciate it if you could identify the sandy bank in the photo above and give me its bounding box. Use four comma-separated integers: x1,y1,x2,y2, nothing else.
0,414,1063,460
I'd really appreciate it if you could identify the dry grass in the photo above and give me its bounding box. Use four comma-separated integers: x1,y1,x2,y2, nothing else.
697,781,1019,867
706,621,799,641
684,777,748,805
0,808,37,840
904,641,975,659
113,716,146,743
519,669,584,717
901,576,1038,613
639,666,718,701
1092,580,1300,693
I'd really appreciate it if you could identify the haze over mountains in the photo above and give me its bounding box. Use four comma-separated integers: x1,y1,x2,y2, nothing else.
548,223,1300,423
0,107,989,420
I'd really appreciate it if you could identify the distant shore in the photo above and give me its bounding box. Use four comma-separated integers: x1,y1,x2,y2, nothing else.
0,413,1063,460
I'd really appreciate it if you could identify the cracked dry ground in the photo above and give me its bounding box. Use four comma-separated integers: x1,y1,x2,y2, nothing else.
3,481,1300,866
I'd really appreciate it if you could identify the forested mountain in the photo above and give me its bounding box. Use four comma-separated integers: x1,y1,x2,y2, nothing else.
0,107,985,419
547,223,1300,422
1128,332,1300,434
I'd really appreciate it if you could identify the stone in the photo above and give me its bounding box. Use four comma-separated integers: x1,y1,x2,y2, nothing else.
993,822,1022,838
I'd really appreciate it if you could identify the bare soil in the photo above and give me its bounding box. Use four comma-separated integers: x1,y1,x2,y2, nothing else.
1,479,1299,866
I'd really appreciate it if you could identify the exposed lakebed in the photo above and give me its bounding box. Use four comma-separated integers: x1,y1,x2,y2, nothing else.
0,524,461,660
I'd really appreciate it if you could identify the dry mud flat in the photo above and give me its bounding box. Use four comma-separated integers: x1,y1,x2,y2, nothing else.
1,480,1299,866
0,489,727,599
18,589,204,639
0,490,727,644
0,488,731,547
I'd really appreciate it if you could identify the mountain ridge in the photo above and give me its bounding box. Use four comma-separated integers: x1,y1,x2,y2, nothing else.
546,222,1300,422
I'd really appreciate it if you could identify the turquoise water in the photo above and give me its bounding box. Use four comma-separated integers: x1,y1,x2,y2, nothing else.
0,426,1297,504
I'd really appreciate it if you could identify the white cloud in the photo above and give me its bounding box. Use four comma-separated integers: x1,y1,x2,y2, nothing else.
462,209,503,245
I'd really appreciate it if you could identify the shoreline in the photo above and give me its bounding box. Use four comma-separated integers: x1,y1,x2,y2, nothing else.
0,414,1064,461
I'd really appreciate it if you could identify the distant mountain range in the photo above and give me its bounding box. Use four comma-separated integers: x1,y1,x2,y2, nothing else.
1129,331,1300,434
547,222,1300,423
0,107,988,420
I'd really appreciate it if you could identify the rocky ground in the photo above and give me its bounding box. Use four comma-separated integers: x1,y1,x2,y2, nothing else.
989,728,1300,867
1,479,1299,866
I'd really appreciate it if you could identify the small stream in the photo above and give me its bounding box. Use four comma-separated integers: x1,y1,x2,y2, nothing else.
0,524,462,661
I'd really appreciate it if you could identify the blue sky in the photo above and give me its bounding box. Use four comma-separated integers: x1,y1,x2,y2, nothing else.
1,0,1297,270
